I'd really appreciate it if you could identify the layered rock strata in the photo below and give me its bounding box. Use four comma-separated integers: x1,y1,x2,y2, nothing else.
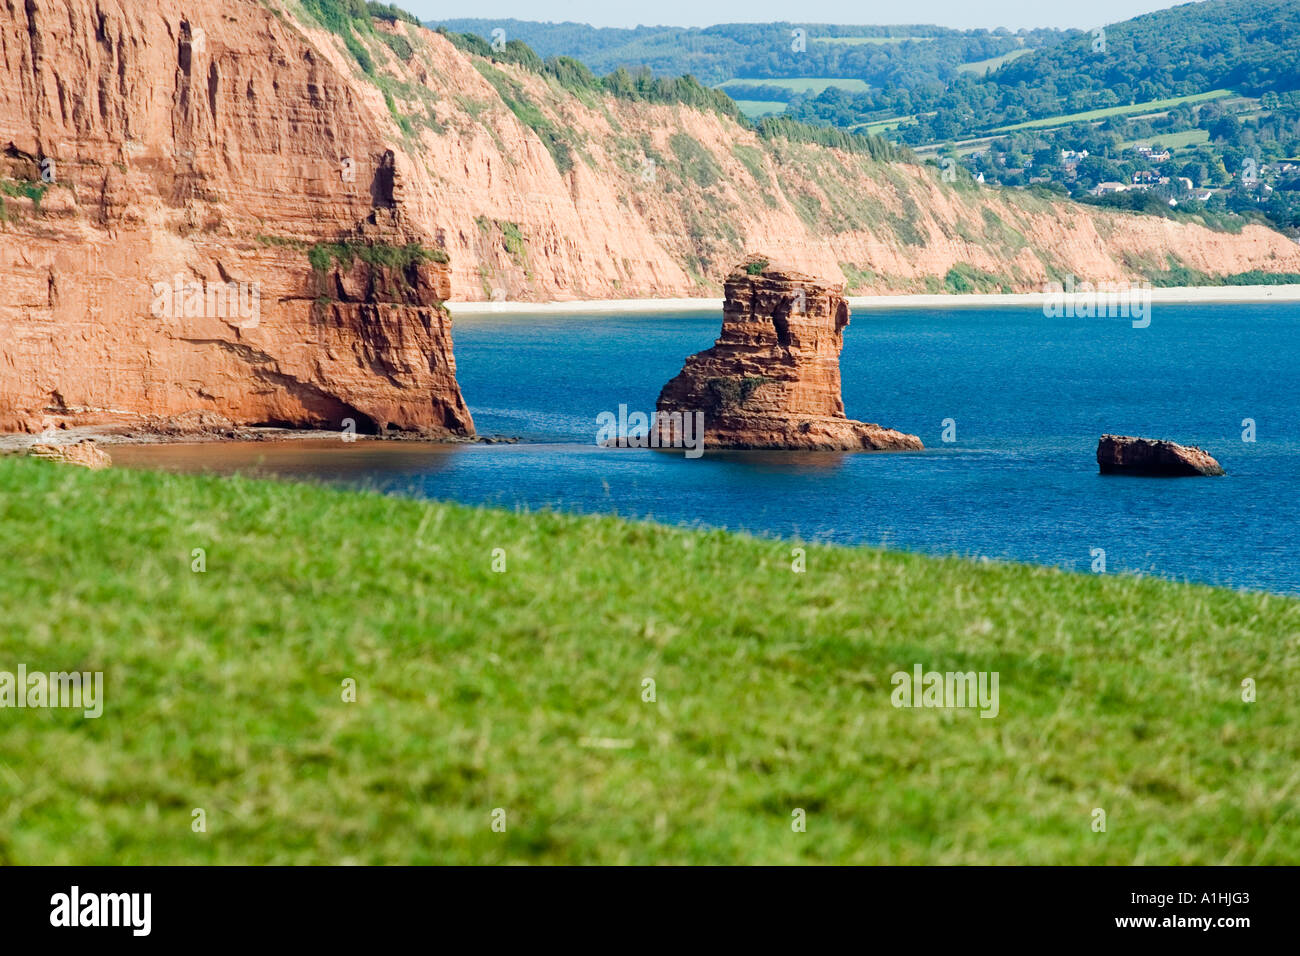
0,0,472,436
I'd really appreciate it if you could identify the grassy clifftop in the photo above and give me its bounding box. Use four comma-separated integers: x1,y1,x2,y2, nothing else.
1,456,1296,863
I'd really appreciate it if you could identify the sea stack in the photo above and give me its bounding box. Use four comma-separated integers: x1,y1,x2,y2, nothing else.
654,256,922,451
1097,435,1225,476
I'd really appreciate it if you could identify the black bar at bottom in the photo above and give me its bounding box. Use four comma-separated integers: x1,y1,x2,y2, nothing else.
0,865,1284,943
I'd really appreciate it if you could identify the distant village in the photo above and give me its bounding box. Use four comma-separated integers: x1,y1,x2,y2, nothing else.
1069,145,1292,206
950,117,1300,232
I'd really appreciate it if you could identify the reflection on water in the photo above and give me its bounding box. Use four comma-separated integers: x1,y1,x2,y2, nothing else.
112,439,874,480
110,439,865,486
650,447,857,473
111,438,463,486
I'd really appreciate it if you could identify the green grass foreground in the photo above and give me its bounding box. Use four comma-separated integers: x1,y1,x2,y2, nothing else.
1,456,1297,864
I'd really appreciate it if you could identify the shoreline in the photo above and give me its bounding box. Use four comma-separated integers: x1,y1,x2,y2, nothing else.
449,283,1300,315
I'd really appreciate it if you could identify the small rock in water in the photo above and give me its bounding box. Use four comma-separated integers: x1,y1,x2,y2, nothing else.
1096,434,1224,477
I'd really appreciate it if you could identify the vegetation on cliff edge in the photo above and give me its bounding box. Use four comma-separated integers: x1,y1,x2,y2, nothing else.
441,28,909,164
306,239,448,273
300,0,419,76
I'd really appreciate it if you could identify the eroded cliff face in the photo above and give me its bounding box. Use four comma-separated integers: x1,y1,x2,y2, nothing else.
656,256,922,451
0,0,471,435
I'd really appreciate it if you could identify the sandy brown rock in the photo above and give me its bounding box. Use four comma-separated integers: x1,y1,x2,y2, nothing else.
26,440,112,469
1097,435,1225,476
655,256,922,451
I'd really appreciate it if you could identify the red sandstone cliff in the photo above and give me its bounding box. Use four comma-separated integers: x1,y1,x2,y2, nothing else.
2,0,1299,435
656,256,922,451
0,0,471,435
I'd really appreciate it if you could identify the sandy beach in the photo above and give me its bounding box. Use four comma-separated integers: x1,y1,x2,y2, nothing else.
449,283,1300,315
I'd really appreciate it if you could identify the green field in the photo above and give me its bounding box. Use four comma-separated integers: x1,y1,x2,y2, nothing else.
2,455,1297,864
1120,129,1211,151
851,115,912,135
957,48,1033,74
719,77,872,96
733,99,788,119
992,89,1234,133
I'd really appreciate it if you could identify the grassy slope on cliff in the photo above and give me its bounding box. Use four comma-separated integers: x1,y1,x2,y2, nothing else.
284,6,1300,299
1,456,1296,864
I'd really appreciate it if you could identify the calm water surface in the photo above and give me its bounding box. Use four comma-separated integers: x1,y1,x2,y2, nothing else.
113,303,1300,594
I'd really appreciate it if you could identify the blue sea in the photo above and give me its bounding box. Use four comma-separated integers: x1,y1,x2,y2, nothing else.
114,303,1300,594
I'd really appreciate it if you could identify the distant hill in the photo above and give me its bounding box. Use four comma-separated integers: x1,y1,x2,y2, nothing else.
437,4,1300,235
427,18,1066,89
434,4,1300,139
789,0,1300,139
760,0,1300,234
